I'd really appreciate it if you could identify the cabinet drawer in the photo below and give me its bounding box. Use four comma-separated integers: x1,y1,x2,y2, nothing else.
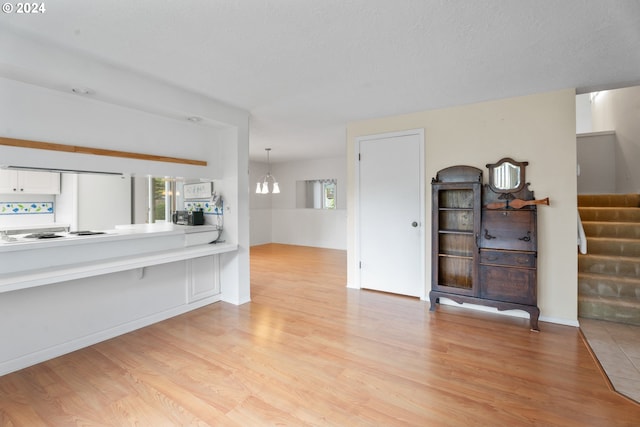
479,265,536,305
479,250,535,268
480,209,536,251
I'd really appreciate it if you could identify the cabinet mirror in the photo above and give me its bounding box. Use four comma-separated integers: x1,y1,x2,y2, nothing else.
486,158,528,194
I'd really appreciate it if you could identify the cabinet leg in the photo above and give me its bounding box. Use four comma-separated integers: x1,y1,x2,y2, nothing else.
529,307,540,332
428,291,438,311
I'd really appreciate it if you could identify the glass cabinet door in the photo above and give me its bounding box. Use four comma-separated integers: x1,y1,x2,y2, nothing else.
432,182,481,296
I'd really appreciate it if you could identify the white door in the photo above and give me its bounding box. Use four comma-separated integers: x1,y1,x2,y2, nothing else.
357,130,424,297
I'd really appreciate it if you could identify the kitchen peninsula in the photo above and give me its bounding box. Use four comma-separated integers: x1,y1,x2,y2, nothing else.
0,222,237,376
0,222,232,291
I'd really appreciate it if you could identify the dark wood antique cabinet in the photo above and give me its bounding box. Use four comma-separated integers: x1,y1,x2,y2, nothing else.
430,159,545,331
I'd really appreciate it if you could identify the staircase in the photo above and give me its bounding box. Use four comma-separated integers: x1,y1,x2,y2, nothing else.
578,194,640,325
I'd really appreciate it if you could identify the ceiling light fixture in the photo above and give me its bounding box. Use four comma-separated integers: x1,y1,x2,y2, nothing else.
256,148,280,194
187,116,202,123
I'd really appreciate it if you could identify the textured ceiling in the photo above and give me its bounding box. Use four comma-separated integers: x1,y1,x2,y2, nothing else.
2,1,640,162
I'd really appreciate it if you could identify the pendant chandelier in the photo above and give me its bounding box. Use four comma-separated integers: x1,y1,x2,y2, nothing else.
256,148,280,194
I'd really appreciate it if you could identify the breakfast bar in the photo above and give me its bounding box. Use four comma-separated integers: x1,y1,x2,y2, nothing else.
0,223,238,376
0,223,232,289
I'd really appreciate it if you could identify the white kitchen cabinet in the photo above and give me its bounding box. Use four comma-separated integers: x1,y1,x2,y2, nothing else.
0,170,60,194
187,255,221,302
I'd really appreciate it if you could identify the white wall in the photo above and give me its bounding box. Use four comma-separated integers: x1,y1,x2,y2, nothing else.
575,93,593,134
0,26,235,178
0,77,220,178
249,160,273,246
347,89,578,326
249,157,347,250
590,85,640,193
219,125,252,305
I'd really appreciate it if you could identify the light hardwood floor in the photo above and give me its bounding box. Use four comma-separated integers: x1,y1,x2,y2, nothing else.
1,243,639,426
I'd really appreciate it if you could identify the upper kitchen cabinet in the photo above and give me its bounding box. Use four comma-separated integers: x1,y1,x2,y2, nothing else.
0,170,60,194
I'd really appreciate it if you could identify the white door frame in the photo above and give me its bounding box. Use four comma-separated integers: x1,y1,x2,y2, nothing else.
354,128,426,300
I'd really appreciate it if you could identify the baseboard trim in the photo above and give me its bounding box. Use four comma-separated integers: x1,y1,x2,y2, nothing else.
437,297,579,327
539,315,580,327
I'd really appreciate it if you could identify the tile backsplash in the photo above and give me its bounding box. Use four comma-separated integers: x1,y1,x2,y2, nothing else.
184,200,223,215
1,202,54,215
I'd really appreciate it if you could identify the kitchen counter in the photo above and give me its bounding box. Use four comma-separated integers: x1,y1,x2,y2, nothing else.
0,222,70,233
0,221,234,290
0,222,221,252
114,222,220,234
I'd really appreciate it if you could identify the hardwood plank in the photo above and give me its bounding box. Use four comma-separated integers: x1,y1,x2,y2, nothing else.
1,243,639,426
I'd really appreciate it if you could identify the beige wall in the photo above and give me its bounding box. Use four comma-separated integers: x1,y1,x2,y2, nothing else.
347,89,578,325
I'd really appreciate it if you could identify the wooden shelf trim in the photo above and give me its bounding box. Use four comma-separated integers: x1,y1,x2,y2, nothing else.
0,136,207,167
438,253,473,259
479,262,536,270
437,282,473,289
438,229,474,235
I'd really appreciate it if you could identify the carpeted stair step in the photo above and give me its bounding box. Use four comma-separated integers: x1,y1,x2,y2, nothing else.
578,272,640,299
585,237,640,257
577,194,640,326
579,254,640,278
582,221,640,238
578,294,640,325
579,207,640,222
578,194,640,208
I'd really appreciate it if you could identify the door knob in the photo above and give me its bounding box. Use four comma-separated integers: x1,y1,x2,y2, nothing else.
411,221,418,228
